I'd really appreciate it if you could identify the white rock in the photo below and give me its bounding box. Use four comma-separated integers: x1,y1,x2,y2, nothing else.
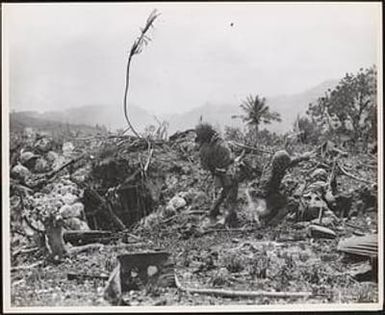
62,142,74,157
71,202,85,218
169,196,186,210
61,193,78,205
34,158,50,173
46,151,59,163
63,217,90,231
60,204,75,219
11,164,30,180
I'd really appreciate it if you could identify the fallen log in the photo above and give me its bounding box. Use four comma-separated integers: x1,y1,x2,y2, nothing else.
63,230,114,245
174,274,313,299
307,224,336,239
67,273,109,281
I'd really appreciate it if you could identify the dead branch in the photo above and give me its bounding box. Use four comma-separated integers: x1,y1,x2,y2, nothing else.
12,246,39,258
337,162,374,185
10,179,34,194
11,261,44,272
174,274,312,299
143,147,154,173
87,188,126,231
21,215,45,234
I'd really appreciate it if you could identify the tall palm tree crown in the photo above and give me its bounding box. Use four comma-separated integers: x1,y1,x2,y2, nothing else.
238,94,282,133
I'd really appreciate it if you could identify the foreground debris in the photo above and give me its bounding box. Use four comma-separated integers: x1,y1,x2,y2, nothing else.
9,125,379,306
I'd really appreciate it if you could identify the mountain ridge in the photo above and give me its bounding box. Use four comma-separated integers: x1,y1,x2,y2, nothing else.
10,79,339,135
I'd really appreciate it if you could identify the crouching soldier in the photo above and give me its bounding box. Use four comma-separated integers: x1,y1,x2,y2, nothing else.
251,149,314,226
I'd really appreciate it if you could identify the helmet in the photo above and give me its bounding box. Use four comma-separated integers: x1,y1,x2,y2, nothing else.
272,150,291,171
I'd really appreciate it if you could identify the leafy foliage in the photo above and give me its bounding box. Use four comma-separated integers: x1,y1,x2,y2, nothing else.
307,66,377,149
293,115,323,145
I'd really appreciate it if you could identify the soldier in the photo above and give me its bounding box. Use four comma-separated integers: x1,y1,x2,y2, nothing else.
195,123,244,226
251,149,314,225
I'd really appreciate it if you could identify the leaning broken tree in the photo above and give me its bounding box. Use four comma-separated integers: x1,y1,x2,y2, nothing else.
122,9,160,139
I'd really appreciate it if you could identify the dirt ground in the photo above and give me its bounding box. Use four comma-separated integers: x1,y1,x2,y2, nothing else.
9,131,379,308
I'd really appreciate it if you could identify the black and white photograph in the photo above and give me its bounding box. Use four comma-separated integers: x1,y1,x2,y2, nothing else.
2,2,383,312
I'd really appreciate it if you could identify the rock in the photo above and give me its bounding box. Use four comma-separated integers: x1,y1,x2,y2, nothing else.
162,205,176,218
311,216,335,228
34,158,50,173
19,151,39,169
62,142,74,157
11,164,31,181
71,202,85,218
34,137,51,153
61,193,78,205
60,203,84,219
52,156,67,170
168,196,186,210
46,151,59,163
63,217,90,231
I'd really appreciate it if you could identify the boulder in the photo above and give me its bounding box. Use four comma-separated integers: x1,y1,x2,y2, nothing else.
60,203,85,219
19,151,39,169
34,158,50,173
62,142,75,157
34,137,51,153
11,164,31,181
61,193,78,206
168,196,186,210
63,217,90,231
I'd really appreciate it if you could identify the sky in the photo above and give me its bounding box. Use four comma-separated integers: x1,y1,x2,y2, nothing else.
2,2,381,115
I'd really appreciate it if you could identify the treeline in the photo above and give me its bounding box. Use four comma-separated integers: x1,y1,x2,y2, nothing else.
224,65,378,153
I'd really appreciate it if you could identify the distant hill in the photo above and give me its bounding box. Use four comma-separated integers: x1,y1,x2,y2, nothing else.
9,79,339,136
162,79,339,134
9,111,100,135
39,104,156,132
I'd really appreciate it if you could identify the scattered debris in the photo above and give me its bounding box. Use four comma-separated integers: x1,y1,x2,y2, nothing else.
104,251,175,305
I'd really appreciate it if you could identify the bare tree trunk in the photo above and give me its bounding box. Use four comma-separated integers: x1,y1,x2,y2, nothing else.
44,215,69,260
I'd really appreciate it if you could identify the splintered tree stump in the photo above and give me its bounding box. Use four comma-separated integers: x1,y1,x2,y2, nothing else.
104,251,175,305
44,215,69,260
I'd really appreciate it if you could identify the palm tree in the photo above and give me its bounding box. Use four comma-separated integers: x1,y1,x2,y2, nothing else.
234,94,281,134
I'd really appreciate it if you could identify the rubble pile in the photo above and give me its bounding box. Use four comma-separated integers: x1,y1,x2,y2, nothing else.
83,130,211,231
9,126,379,307
10,130,94,244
